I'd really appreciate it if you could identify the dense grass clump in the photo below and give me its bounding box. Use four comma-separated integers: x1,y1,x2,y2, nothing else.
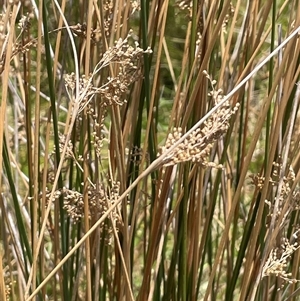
0,1,300,300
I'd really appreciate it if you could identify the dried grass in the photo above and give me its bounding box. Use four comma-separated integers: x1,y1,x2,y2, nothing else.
0,0,300,301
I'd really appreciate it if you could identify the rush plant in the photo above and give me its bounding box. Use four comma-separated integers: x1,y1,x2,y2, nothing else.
0,1,300,301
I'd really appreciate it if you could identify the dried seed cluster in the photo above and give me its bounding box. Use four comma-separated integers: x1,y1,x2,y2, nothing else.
62,186,106,222
263,163,299,225
64,73,96,112
254,160,300,284
62,181,122,229
159,73,239,167
131,1,141,14
222,3,235,32
263,238,300,283
159,126,222,167
88,105,106,158
4,282,11,300
41,181,122,241
101,1,140,36
17,13,32,32
69,23,99,43
99,32,152,69
43,188,62,204
0,11,36,74
57,133,75,159
97,35,151,106
64,33,152,110
103,0,114,35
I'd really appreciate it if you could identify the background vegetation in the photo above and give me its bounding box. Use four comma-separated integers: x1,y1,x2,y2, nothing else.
0,0,300,300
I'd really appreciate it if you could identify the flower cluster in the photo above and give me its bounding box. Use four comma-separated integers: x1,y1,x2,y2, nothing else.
254,159,300,284
158,73,239,167
17,13,32,32
98,32,152,69
64,73,96,112
58,133,75,159
62,186,106,222
62,187,102,222
263,163,297,225
97,34,151,106
88,105,106,158
0,11,36,74
69,23,99,43
62,182,122,229
64,32,152,110
263,237,300,283
131,1,141,14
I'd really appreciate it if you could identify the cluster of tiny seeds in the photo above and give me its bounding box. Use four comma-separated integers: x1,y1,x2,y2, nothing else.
98,35,151,106
159,89,239,167
263,165,297,225
40,182,121,235
17,13,32,33
62,186,107,222
62,189,84,222
103,0,114,35
102,1,140,35
93,135,104,158
99,32,152,70
64,72,76,92
40,167,55,185
96,35,151,106
222,3,235,32
99,70,139,106
64,33,151,109
11,39,37,56
4,282,12,299
131,1,141,14
107,180,123,229
40,182,121,246
62,183,121,229
159,126,216,167
42,188,62,205
87,105,106,158
251,159,290,190
271,159,283,183
293,191,300,210
263,237,300,283
54,133,75,160
69,23,99,43
40,165,68,187
108,180,120,201
46,169,56,185
0,9,36,75
99,75,130,106
250,174,265,190
64,73,96,111
255,160,300,285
